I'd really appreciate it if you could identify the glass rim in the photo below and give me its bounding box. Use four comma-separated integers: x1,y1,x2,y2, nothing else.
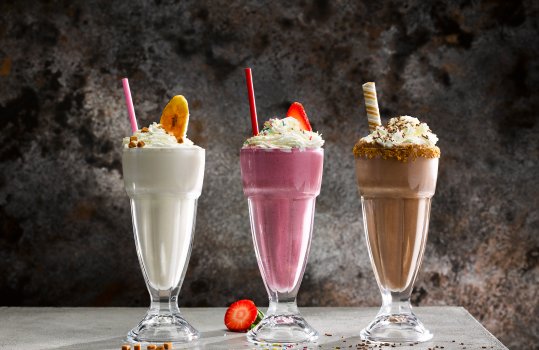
240,147,323,153
122,146,205,153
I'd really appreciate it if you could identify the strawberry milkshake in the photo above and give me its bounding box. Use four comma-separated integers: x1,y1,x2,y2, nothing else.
240,103,324,344
241,148,323,296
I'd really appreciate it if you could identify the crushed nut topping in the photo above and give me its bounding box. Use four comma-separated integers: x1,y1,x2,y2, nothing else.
353,141,440,162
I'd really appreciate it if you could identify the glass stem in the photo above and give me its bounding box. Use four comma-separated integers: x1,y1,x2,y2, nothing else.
379,290,413,316
266,295,299,317
149,290,179,316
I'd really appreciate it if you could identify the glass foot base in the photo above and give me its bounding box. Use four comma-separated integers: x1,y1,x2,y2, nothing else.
360,313,433,343
127,313,200,344
247,314,318,344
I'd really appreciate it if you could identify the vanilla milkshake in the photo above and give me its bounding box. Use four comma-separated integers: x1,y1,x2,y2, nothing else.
122,125,204,291
123,96,203,344
354,115,440,343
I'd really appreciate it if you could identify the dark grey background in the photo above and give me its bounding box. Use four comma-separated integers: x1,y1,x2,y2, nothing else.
0,0,537,348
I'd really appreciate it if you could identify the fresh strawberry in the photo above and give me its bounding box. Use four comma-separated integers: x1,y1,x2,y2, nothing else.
224,299,263,332
286,102,312,131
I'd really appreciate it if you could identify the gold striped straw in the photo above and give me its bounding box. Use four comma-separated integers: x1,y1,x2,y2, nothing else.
362,82,382,131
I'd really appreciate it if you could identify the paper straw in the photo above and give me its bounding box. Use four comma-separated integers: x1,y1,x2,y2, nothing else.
244,68,259,136
121,78,138,133
362,82,382,131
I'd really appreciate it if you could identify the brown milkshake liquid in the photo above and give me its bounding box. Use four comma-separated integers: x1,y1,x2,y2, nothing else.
355,156,438,293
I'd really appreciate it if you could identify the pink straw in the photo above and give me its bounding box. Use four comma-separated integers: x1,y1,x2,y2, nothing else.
121,78,138,133
244,68,259,136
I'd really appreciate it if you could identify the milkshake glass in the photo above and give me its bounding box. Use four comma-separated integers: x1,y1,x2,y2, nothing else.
241,147,323,344
123,136,204,343
354,116,440,343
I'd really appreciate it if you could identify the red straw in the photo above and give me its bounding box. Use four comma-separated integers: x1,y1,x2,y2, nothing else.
121,78,138,133
244,68,259,136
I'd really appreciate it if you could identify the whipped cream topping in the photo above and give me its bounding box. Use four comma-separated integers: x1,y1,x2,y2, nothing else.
122,122,196,148
243,117,324,149
361,116,438,148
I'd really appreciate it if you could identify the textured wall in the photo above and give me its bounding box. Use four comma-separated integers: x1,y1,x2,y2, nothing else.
0,0,537,348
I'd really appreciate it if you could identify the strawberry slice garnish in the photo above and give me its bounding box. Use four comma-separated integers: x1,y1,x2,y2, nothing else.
224,299,264,332
286,102,312,131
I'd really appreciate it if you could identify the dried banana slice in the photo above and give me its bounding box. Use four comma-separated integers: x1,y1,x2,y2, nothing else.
160,95,189,142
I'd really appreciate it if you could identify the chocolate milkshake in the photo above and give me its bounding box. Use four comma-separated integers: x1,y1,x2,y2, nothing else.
354,113,440,343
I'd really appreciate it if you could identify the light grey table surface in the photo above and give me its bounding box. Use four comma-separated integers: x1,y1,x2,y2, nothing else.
0,307,507,350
